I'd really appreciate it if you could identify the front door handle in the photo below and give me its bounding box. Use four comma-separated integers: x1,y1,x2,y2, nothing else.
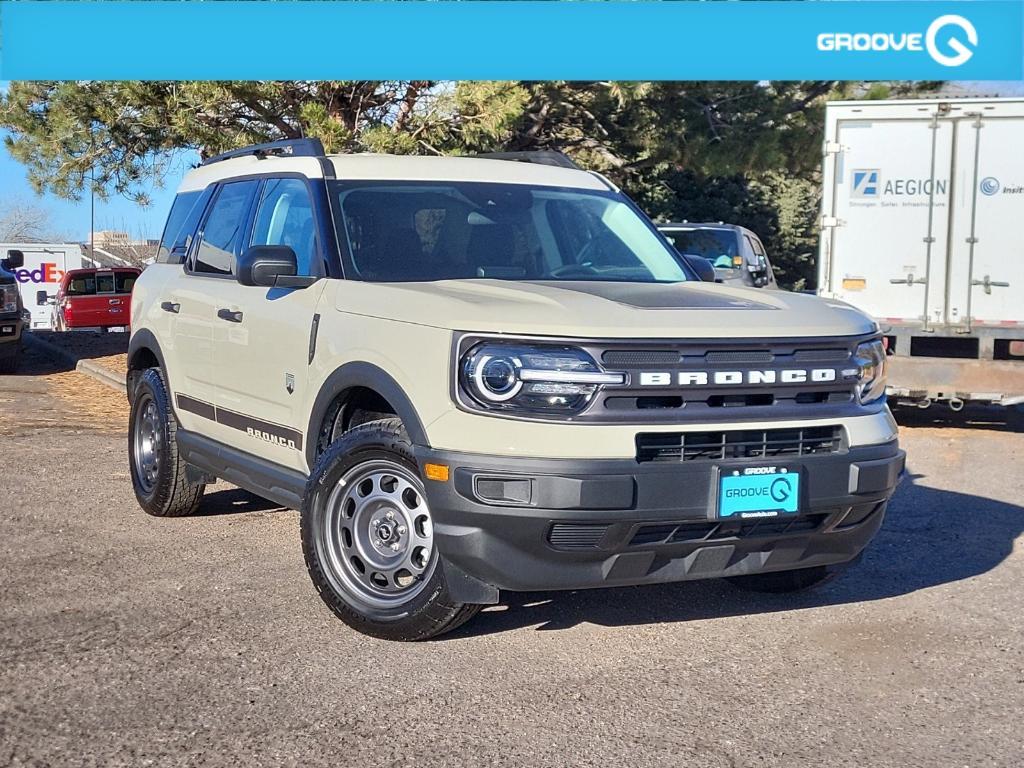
217,308,243,323
160,301,180,314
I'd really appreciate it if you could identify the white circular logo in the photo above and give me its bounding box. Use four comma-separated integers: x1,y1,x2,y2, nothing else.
926,15,978,67
980,177,1000,196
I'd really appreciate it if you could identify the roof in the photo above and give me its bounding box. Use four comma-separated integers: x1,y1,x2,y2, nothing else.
179,152,609,193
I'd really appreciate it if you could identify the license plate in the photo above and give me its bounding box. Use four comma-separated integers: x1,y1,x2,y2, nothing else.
1,325,13,335
718,467,799,519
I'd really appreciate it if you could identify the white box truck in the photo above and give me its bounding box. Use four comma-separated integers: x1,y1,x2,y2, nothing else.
0,242,84,330
818,98,1024,408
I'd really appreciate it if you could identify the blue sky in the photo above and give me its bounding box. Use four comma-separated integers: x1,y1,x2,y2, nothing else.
2,80,1023,243
0,135,198,241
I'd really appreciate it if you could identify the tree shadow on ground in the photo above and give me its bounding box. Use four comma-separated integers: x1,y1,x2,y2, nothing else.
446,471,1023,638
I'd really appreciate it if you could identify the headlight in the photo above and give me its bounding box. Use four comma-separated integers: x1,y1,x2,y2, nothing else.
853,339,887,404
460,343,625,415
0,284,19,314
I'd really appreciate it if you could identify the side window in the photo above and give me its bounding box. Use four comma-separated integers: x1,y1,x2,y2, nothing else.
157,190,203,263
192,181,259,276
250,178,318,276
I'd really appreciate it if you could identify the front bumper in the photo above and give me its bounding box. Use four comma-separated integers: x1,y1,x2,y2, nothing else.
416,440,905,600
0,315,24,358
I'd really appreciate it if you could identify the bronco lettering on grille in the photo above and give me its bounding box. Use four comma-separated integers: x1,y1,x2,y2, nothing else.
638,369,839,387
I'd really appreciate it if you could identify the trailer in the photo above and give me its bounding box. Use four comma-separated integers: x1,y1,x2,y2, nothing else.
0,243,84,330
818,98,1024,408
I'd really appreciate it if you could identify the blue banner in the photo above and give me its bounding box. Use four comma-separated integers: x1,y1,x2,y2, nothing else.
0,0,1020,80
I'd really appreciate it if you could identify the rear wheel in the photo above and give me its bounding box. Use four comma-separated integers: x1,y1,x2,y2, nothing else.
725,565,835,594
301,418,480,641
128,367,205,517
0,350,19,374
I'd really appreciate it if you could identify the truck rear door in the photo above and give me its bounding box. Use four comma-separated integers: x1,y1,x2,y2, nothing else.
947,111,1023,326
823,113,955,327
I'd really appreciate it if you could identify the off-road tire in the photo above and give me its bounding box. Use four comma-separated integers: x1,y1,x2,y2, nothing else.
725,564,836,594
301,417,481,641
128,367,205,517
0,350,19,374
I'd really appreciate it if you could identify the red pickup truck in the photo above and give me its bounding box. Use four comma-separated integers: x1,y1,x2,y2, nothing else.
39,268,141,331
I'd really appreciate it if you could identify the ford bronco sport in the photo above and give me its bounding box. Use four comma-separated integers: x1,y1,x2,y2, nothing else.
128,139,905,640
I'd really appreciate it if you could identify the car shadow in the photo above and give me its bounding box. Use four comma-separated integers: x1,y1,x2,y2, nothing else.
194,487,286,517
444,470,1023,638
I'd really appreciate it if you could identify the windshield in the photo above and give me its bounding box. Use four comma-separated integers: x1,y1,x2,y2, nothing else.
330,181,690,283
662,228,740,270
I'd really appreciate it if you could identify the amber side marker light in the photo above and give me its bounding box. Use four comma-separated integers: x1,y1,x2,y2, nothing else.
424,463,450,482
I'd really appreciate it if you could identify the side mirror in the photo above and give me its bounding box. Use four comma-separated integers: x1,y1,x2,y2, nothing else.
36,290,53,306
236,245,316,289
2,249,24,271
682,254,716,283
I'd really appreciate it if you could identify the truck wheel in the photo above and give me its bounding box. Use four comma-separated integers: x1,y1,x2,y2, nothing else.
128,367,205,517
726,564,835,594
0,351,19,374
301,418,481,641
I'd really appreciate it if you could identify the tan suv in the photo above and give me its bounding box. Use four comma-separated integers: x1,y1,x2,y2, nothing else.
127,139,905,640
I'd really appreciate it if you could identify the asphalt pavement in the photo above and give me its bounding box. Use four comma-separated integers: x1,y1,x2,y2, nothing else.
1,345,1022,767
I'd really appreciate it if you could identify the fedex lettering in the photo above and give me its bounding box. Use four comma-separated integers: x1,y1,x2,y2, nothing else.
14,263,65,285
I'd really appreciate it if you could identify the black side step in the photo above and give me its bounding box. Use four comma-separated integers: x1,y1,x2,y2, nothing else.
176,430,307,510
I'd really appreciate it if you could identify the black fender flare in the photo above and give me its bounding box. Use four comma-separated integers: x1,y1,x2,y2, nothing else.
305,362,429,467
126,329,170,404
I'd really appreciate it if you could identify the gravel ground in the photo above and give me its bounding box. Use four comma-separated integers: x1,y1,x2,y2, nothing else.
1,346,1022,767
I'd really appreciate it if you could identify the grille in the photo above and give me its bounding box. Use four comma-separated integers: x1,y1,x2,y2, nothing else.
630,513,829,547
602,350,679,366
702,350,775,364
636,426,843,463
548,523,609,550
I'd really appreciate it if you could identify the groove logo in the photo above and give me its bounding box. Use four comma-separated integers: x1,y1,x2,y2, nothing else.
13,263,66,284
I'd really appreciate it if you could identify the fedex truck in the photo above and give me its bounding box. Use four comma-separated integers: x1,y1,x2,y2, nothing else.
818,98,1024,408
0,243,84,329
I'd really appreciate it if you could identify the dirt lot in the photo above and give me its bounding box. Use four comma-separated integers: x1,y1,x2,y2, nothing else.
1,345,1023,767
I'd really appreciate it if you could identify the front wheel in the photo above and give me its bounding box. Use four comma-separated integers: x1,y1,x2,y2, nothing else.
301,418,480,641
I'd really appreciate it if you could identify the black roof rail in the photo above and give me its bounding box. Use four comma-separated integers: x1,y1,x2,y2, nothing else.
202,137,325,166
472,150,581,170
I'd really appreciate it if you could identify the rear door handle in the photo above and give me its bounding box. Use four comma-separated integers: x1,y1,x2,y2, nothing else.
217,308,243,323
160,301,180,314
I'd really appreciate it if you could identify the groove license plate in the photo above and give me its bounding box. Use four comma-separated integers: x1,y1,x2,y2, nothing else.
718,467,799,519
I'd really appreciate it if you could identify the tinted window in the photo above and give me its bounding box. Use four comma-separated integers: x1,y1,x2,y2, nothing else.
250,178,317,276
95,273,116,293
332,182,687,284
115,273,137,293
157,191,204,263
193,181,258,275
664,228,740,269
65,275,96,296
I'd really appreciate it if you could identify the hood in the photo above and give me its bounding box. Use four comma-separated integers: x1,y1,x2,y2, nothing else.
334,279,877,339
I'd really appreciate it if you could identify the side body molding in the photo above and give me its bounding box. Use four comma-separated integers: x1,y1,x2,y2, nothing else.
305,362,430,468
126,328,170,404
